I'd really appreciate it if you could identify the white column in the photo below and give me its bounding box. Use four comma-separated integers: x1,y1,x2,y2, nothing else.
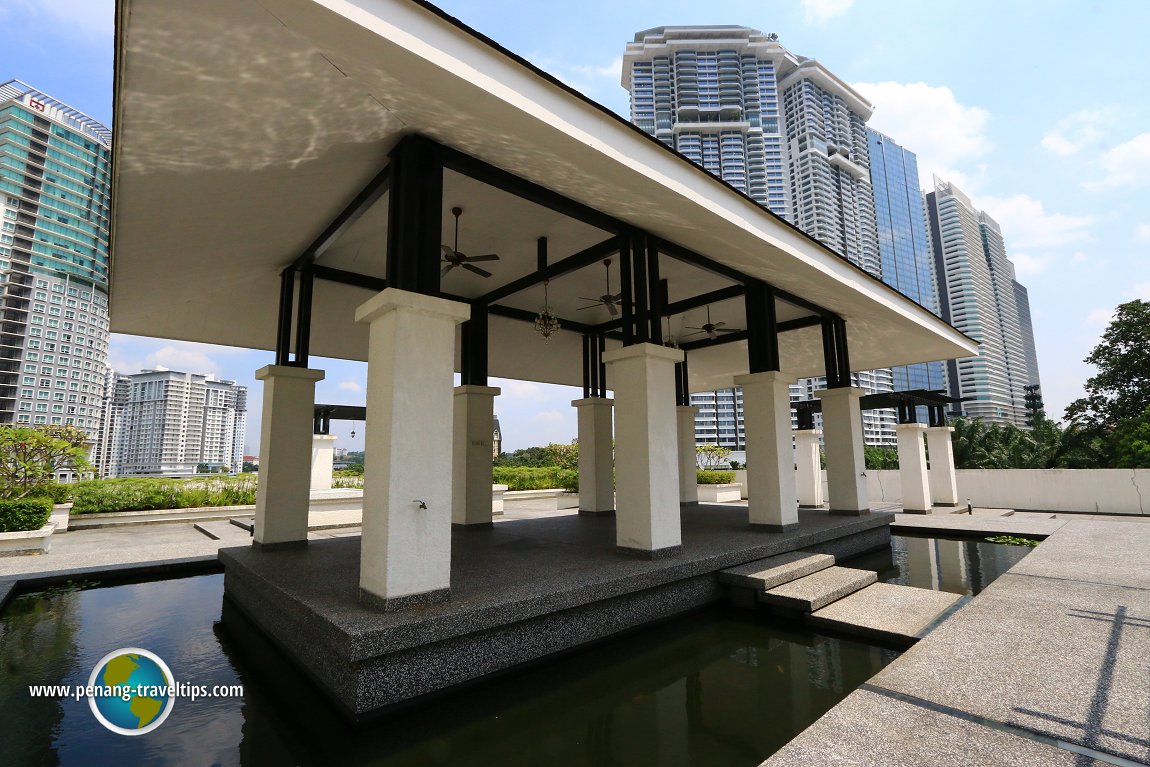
896,423,932,513
355,288,470,610
253,365,325,549
310,434,337,491
452,385,500,527
677,405,699,504
734,371,797,530
925,426,960,507
795,428,823,508
572,397,615,514
602,343,684,557
815,386,869,515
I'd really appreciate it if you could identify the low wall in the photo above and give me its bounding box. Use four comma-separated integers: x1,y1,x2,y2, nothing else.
866,469,1150,515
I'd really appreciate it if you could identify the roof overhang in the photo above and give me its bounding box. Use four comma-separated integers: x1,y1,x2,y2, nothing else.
110,0,976,391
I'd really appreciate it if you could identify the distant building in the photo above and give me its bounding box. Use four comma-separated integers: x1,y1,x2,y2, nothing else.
94,368,129,478
0,81,113,441
925,178,1037,427
492,415,502,458
110,369,247,476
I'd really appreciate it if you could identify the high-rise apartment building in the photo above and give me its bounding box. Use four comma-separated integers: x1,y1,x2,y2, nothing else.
622,28,895,447
111,370,247,477
925,177,1037,426
0,81,112,441
867,129,946,395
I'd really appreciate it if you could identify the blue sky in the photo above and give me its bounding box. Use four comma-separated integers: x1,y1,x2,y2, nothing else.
2,0,1148,454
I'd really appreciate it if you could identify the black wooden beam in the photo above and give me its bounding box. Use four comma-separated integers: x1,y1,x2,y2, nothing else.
386,135,443,294
439,144,626,235
294,268,314,366
680,330,748,351
275,269,295,366
745,279,779,373
308,265,388,292
776,315,823,333
486,303,600,335
290,163,390,271
460,303,489,386
478,236,621,305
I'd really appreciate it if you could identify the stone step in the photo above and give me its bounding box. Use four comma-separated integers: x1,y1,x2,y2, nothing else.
806,582,966,646
760,566,877,613
718,551,836,591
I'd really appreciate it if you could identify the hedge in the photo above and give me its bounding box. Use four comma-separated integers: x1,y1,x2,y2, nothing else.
696,470,736,484
0,498,52,532
70,475,258,514
492,466,578,492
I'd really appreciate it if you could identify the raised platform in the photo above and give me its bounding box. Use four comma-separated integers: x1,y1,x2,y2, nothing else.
219,505,891,719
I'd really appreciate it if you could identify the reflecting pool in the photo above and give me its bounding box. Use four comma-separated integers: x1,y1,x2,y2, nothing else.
0,574,899,766
847,534,1032,596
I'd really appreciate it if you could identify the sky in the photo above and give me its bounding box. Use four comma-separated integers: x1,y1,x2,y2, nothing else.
2,0,1148,454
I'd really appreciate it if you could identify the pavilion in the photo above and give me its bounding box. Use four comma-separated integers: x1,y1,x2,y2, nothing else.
110,0,976,714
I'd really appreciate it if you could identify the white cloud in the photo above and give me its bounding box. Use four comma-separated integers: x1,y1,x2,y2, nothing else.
536,410,566,424
338,380,362,393
972,193,1092,249
853,81,990,186
1009,252,1047,277
1135,224,1150,242
1072,251,1090,263
493,378,547,402
1088,132,1150,190
1086,307,1114,327
1040,108,1115,156
802,0,854,24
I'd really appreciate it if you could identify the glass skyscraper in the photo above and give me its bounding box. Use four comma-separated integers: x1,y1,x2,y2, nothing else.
867,129,946,395
0,80,112,438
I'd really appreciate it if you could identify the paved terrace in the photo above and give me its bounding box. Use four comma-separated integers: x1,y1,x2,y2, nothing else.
764,519,1150,767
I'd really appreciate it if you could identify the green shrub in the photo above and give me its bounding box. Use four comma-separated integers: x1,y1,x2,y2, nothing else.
0,497,52,532
696,470,735,484
332,476,364,489
492,466,578,492
40,483,72,504
70,475,258,514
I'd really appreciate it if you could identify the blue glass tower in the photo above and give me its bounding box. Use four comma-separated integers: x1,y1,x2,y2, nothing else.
867,129,945,394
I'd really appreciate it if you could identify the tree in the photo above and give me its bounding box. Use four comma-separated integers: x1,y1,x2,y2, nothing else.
0,426,91,499
696,443,731,469
1111,407,1150,468
543,441,579,471
864,446,898,470
1065,300,1150,430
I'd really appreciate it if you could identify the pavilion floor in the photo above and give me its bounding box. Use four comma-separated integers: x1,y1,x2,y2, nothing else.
219,505,891,720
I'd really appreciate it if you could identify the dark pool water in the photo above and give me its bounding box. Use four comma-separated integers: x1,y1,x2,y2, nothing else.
846,534,1032,596
0,574,899,767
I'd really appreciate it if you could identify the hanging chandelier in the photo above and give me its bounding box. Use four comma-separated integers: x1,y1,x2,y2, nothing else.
534,279,561,340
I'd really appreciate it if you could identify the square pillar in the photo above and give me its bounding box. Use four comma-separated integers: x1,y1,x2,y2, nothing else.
815,387,869,515
925,426,960,507
734,371,798,531
795,429,823,508
253,365,325,549
310,434,338,491
572,397,615,514
355,288,470,610
602,343,684,558
677,405,699,504
453,385,500,527
896,423,932,513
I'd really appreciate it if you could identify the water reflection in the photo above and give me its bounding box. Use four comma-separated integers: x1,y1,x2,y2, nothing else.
1,575,898,767
848,534,1031,596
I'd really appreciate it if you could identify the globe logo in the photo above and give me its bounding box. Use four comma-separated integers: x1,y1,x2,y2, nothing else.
87,648,175,735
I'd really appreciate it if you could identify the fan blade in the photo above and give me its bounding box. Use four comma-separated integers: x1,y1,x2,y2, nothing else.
716,327,741,333
441,264,454,276
681,330,706,339
707,331,719,340
607,302,619,317
466,254,500,262
442,245,455,256
462,263,493,278
576,304,599,312
612,293,625,302
713,322,726,329
684,326,705,331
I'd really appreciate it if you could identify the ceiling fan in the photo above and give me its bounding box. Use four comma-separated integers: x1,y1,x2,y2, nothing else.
683,305,742,340
577,259,627,316
442,207,499,277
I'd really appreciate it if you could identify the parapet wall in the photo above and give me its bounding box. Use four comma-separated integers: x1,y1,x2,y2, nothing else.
864,469,1150,515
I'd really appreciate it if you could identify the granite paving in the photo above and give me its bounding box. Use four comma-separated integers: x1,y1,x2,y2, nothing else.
806,582,964,646
766,516,1150,767
891,513,1065,538
760,566,877,612
718,551,835,590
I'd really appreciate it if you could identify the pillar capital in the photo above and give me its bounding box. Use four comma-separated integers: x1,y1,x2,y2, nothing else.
454,385,501,397
355,287,470,326
602,342,684,366
255,364,325,382
571,397,615,408
814,385,865,401
795,427,823,438
312,434,338,443
896,422,929,433
925,425,956,434
733,370,791,387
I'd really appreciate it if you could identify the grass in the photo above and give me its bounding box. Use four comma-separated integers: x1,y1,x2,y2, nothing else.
70,475,258,514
